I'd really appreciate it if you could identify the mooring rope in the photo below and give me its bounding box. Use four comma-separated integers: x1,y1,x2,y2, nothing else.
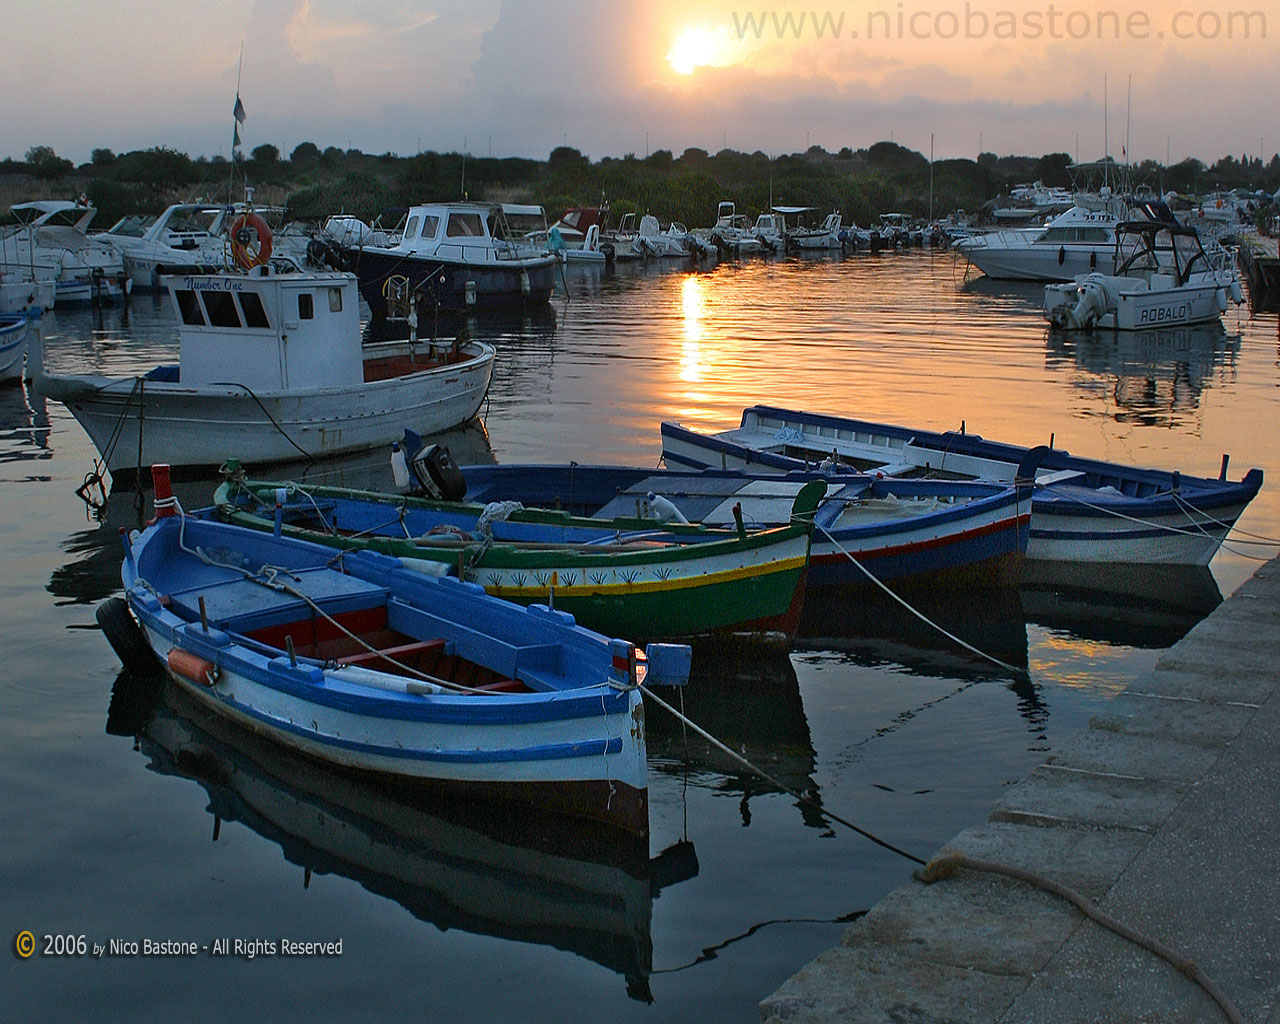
813,523,1025,676
640,683,927,866
918,851,1245,1024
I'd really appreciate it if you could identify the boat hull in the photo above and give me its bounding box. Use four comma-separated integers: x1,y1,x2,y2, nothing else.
216,480,817,643
959,241,1114,281
122,517,656,834
35,345,494,478
348,249,557,319
0,315,29,385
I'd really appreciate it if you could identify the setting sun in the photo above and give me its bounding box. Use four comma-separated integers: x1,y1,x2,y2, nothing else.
665,24,739,75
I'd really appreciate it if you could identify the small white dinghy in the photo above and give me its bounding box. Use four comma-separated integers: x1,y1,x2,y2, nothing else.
32,267,494,482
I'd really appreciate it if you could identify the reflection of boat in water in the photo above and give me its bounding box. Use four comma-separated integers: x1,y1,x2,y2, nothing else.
1020,561,1223,648
1044,320,1239,425
0,382,51,464
109,673,697,1002
645,651,826,828
797,585,1029,676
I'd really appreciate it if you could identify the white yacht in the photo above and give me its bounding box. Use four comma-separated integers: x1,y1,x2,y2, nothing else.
708,202,763,256
1,200,129,306
956,201,1127,281
99,202,230,290
787,210,843,250
636,215,692,259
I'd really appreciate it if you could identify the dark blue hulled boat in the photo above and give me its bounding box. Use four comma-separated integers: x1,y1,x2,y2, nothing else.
459,461,1041,592
340,202,558,327
101,489,691,835
661,407,1263,567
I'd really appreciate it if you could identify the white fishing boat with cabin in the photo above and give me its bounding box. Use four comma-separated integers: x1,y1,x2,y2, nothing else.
31,267,494,481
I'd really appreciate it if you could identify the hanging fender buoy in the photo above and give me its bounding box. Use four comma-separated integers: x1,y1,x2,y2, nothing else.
229,212,273,269
96,597,160,673
1057,245,1066,266
167,648,219,687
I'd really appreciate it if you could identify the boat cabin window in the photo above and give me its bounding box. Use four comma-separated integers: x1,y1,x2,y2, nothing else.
239,290,270,328
327,287,343,313
175,289,205,326
419,215,440,239
404,215,420,240
203,290,241,328
298,293,314,320
446,213,484,238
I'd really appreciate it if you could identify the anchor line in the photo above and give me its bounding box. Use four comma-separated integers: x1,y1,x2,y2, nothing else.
640,684,928,866
814,523,1025,677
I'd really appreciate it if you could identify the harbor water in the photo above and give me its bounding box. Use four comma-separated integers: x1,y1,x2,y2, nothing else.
4,250,1278,1022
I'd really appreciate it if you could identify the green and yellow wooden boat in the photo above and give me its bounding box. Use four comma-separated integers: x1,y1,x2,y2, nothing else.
213,470,823,645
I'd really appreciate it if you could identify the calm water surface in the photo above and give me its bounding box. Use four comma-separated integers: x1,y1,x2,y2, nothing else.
4,251,1278,1022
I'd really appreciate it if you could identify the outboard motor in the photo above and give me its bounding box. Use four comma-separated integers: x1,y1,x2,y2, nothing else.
408,441,467,501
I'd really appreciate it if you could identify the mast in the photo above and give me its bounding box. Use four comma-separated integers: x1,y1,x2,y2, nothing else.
229,42,246,205
1103,73,1110,190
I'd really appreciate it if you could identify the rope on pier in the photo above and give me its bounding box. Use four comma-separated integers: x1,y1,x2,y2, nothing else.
918,851,1245,1024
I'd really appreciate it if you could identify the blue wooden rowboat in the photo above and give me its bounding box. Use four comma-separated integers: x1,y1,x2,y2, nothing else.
101,490,691,836
660,406,1263,567
458,461,1043,592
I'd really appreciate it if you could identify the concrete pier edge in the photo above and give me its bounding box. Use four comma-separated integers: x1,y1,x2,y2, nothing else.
761,555,1280,1024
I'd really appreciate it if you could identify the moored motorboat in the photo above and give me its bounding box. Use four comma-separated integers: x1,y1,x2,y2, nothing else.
1043,205,1245,330
456,461,1041,592
31,267,494,482
2,200,129,306
340,202,558,324
102,495,692,835
660,406,1263,567
212,460,824,643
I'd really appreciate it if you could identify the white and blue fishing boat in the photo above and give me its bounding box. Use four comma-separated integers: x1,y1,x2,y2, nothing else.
0,311,32,386
458,461,1041,592
660,406,1263,567
99,481,692,835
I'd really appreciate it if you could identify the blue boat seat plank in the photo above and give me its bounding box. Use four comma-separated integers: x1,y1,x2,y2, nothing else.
386,598,562,690
166,566,389,633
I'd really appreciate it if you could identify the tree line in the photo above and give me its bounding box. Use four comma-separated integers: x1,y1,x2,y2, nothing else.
4,140,1278,232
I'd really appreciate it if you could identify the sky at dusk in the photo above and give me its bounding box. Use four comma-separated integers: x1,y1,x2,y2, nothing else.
2,0,1275,167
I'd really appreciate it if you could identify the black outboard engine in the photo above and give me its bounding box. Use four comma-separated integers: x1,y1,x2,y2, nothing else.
409,442,467,501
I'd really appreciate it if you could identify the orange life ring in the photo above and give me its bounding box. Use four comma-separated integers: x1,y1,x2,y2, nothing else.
229,211,273,269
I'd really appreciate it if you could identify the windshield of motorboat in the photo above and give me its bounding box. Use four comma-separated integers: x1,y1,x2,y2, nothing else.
497,210,548,241
1114,226,1172,276
167,209,222,235
102,215,153,238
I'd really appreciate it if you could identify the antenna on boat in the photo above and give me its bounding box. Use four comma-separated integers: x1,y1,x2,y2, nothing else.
461,137,467,200
1103,73,1109,190
229,42,247,206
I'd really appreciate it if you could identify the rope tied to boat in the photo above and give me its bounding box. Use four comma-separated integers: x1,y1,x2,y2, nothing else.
640,683,927,865
814,522,1026,676
916,850,1246,1024
163,500,503,695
